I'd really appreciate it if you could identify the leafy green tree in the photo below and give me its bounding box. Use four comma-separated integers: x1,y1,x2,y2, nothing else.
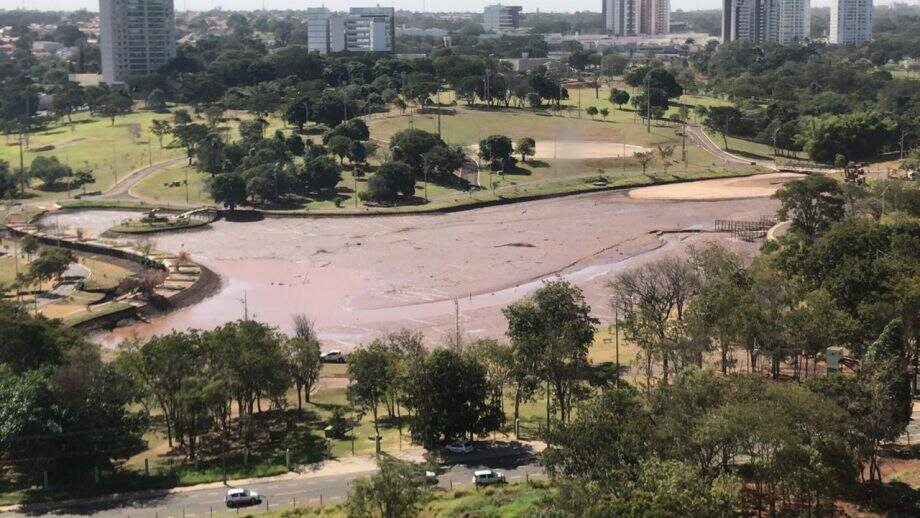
97,92,133,126
586,106,598,120
49,82,85,125
363,161,415,204
421,145,464,182
704,106,742,149
599,107,610,121
146,88,167,112
773,175,845,242
28,248,74,287
195,133,225,175
346,455,423,518
328,135,353,164
609,88,630,110
516,137,536,163
209,172,247,210
0,159,15,198
478,134,514,171
403,348,502,449
504,280,598,425
634,150,654,175
601,54,629,77
150,119,172,148
796,111,896,164
390,128,445,175
301,155,342,193
347,342,394,449
284,336,321,410
30,155,72,189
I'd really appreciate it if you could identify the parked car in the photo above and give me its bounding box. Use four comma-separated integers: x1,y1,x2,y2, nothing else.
444,440,474,454
320,350,346,363
473,469,506,486
225,488,261,507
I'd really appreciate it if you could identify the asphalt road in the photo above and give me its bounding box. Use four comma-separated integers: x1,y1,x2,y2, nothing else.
6,447,542,517
87,157,187,201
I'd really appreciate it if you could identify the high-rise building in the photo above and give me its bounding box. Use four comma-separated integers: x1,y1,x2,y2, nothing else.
483,4,523,32
830,0,872,44
603,0,667,36
604,0,639,36
306,6,395,55
100,0,176,84
722,0,809,44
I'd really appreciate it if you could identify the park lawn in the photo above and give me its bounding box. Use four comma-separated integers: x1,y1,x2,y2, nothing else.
0,108,185,197
0,253,27,288
130,163,212,206
79,256,135,291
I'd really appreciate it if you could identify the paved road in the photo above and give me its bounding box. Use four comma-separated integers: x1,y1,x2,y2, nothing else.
5,448,542,517
685,124,759,167
87,157,187,201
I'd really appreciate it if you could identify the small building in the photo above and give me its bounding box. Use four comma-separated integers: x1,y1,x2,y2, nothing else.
483,4,523,33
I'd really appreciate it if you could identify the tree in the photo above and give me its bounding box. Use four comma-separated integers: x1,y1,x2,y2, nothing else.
478,134,514,172
610,89,630,110
49,82,84,125
657,144,675,173
601,53,629,77
403,348,502,449
504,280,598,425
773,175,845,242
30,155,72,189
28,248,74,287
634,151,654,174
347,342,394,450
73,169,96,196
21,235,39,262
346,456,423,518
586,106,599,120
704,106,742,149
284,335,321,411
390,129,445,175
97,92,133,126
146,88,167,112
796,111,896,164
195,134,225,175
363,161,415,204
150,119,172,148
515,137,536,164
301,155,342,193
0,159,16,198
209,172,247,210
328,135,353,164
599,107,610,121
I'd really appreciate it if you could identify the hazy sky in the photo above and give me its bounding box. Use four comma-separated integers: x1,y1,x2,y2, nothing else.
20,0,840,13
21,0,731,13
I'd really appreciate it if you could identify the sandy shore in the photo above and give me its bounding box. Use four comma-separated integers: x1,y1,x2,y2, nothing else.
48,183,782,350
628,172,804,200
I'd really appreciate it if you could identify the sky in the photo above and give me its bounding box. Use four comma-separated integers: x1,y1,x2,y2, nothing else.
16,0,846,13
17,0,735,14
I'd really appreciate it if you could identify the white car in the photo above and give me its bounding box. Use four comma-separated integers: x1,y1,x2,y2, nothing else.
320,350,346,363
225,488,261,508
416,470,438,485
444,440,474,454
473,469,506,486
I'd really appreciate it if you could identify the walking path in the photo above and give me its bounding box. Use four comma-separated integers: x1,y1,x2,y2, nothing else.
86,157,187,201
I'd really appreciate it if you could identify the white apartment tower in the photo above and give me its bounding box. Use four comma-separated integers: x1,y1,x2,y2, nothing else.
603,0,667,36
483,5,523,32
723,0,809,44
306,7,395,55
830,0,873,45
100,0,176,84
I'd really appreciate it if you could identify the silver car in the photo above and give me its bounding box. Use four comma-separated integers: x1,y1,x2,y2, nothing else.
225,488,261,507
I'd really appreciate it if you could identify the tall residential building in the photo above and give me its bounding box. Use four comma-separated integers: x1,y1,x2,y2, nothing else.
830,0,872,44
722,0,809,44
483,4,523,32
604,0,639,36
603,0,667,36
306,6,395,55
100,0,176,84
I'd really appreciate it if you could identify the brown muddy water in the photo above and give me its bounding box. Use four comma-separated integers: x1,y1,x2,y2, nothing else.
43,189,781,349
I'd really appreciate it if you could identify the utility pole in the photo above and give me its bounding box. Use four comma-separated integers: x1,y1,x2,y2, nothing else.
645,72,651,133
454,299,460,347
241,291,249,320
436,88,442,138
614,306,620,387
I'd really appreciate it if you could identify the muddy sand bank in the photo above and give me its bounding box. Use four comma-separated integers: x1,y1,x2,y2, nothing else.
45,182,790,349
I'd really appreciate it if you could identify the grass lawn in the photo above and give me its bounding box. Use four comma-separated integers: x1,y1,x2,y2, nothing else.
109,216,209,234
253,481,551,518
132,164,213,206
0,108,184,197
79,256,135,291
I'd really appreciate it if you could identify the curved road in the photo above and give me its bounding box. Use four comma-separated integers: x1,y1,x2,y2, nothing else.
86,157,187,201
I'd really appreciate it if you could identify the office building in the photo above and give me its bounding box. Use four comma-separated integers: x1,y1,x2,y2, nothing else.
604,0,668,36
830,0,872,44
723,0,809,44
100,0,176,84
483,4,523,32
306,6,395,55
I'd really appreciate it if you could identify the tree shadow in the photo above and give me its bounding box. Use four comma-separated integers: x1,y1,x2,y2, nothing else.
522,160,550,168
440,441,539,471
